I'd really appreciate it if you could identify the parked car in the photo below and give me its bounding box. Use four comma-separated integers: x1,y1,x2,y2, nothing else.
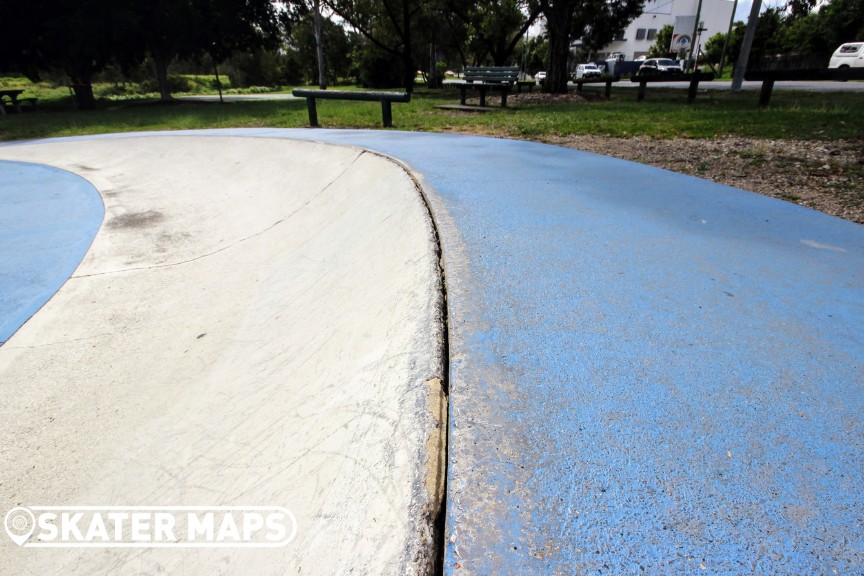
574,63,603,79
638,58,684,75
535,71,547,85
828,42,864,68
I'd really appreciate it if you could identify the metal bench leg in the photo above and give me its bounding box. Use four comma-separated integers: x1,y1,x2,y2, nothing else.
479,87,487,107
381,100,393,127
501,89,508,108
460,87,467,105
758,80,774,108
305,97,319,127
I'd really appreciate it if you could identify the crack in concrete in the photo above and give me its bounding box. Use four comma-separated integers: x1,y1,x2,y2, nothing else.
71,150,368,279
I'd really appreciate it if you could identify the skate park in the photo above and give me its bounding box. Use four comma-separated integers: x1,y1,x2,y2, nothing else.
1,129,862,574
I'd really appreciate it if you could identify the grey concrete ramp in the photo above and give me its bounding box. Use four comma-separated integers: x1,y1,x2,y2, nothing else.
0,137,446,575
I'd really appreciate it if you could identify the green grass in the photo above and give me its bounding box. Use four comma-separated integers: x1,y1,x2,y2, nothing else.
1,81,862,143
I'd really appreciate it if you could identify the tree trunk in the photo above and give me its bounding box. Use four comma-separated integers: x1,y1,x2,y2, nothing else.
153,53,172,103
313,0,327,89
68,65,97,109
401,1,415,92
544,1,575,93
71,84,96,110
546,22,572,92
428,43,442,88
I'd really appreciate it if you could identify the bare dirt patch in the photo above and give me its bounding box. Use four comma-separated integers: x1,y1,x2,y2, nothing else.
461,91,587,107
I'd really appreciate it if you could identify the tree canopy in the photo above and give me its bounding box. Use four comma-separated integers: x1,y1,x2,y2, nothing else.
16,0,855,102
1,0,281,106
534,0,645,92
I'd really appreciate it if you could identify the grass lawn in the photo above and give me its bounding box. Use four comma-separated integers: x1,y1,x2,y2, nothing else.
0,82,862,143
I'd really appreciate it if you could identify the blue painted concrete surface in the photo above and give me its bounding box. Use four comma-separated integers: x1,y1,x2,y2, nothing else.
3,131,862,574
0,161,103,345
249,130,864,575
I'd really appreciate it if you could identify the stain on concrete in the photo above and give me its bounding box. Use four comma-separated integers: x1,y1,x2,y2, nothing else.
107,210,164,229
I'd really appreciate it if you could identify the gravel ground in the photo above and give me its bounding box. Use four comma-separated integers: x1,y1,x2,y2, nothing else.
457,92,864,225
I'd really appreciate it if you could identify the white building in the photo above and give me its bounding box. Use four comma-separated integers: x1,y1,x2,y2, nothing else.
598,0,736,60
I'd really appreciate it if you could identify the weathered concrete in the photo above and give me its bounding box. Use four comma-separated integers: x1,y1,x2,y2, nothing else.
0,137,446,575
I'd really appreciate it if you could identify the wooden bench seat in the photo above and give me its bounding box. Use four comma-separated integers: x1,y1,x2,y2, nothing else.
744,68,864,106
572,76,620,99
630,72,715,103
291,89,410,127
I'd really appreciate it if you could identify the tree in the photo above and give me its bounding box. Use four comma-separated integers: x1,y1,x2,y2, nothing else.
313,0,328,88
444,0,541,66
287,6,355,84
521,33,550,73
814,0,864,57
129,0,195,103
1,0,282,106
0,0,138,108
701,32,726,72
579,0,645,54
324,0,427,90
534,0,644,92
647,24,674,57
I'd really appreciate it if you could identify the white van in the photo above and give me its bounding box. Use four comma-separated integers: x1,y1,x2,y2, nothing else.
828,42,864,68
574,63,603,79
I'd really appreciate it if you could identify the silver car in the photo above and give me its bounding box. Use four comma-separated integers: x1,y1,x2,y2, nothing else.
638,58,684,75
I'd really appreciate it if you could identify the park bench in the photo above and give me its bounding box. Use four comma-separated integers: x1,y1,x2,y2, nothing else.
744,68,864,107
572,75,620,99
291,89,411,128
455,66,520,107
630,71,715,103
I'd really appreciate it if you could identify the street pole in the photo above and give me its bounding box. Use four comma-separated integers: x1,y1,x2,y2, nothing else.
211,48,224,104
718,0,739,78
731,0,762,91
693,25,707,71
689,0,704,71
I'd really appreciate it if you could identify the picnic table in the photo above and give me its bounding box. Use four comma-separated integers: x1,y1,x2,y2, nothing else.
0,89,38,116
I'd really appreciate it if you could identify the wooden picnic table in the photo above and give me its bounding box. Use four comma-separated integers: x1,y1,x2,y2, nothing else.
0,89,38,115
